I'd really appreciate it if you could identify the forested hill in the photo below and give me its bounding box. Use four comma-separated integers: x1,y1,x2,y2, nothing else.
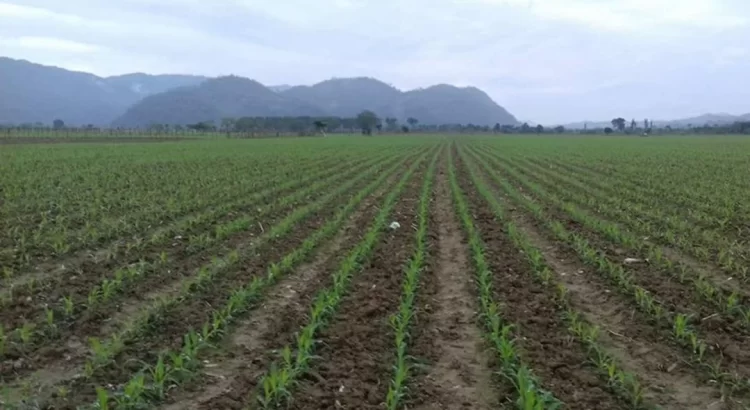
0,57,518,128
114,76,518,127
0,57,205,126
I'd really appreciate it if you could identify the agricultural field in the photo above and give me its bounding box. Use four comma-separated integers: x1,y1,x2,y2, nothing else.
1,135,750,409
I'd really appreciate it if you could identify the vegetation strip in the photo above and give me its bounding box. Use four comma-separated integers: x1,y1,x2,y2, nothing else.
2,150,348,269
4,148,422,408
537,155,749,229
0,152,397,360
457,144,654,409
76,148,434,409
1,150,390,293
252,148,433,409
446,145,562,409
464,146,750,400
385,146,439,409
506,152,749,280
472,146,750,326
472,146,750,376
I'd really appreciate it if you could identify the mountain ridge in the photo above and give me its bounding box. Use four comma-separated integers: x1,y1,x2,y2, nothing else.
115,75,519,128
0,57,207,125
0,57,518,128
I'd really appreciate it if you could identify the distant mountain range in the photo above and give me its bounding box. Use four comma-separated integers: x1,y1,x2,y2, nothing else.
115,76,519,128
0,57,206,126
0,57,518,128
563,113,750,129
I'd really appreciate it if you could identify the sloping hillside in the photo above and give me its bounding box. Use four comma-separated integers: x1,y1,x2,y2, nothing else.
113,76,325,127
0,57,205,126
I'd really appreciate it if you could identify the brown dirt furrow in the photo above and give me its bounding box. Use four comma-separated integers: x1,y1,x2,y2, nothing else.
283,165,425,410
32,165,388,409
1,153,353,299
406,159,501,410
0,156,356,331
0,157,381,383
454,149,625,409
488,153,750,383
508,209,725,409
509,155,750,300
0,191,305,380
159,177,395,410
541,194,750,382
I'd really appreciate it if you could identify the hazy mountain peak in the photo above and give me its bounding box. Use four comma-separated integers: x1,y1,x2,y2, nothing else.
1,56,518,128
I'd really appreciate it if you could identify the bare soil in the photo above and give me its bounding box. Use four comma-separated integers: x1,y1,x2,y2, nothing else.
406,156,502,409
23,170,378,409
161,169,401,410
0,157,380,383
497,156,750,386
507,206,725,409
453,148,626,409
283,164,426,410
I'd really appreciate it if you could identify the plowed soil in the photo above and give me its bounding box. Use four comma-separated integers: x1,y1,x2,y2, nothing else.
284,163,426,410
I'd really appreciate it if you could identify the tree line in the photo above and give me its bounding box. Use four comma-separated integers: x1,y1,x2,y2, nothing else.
3,112,749,136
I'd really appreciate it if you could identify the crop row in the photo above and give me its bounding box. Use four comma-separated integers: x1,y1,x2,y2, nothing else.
0,150,402,366
446,146,562,409
255,147,435,408
505,153,750,280
1,146,411,271
5,147,427,408
384,146,438,409
0,151,332,266
471,146,750,329
464,145,750,400
457,144,652,408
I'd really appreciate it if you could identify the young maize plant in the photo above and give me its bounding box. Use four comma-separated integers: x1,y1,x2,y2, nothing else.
446,146,561,409
5,153,377,310
476,149,750,328
503,151,748,282
0,325,6,357
255,149,433,409
469,147,750,394
182,157,372,255
41,154,394,337
477,148,750,335
83,149,432,409
385,148,438,410
459,146,652,409
11,155,348,267
59,154,412,380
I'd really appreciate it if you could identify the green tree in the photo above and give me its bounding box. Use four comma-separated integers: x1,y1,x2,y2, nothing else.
235,117,255,132
187,121,215,132
53,119,65,129
220,117,236,135
611,118,626,132
356,110,379,135
407,117,419,129
313,120,327,136
535,124,544,134
385,117,398,131
554,125,565,133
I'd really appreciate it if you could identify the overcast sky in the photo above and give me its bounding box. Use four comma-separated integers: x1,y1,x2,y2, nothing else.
1,0,749,124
